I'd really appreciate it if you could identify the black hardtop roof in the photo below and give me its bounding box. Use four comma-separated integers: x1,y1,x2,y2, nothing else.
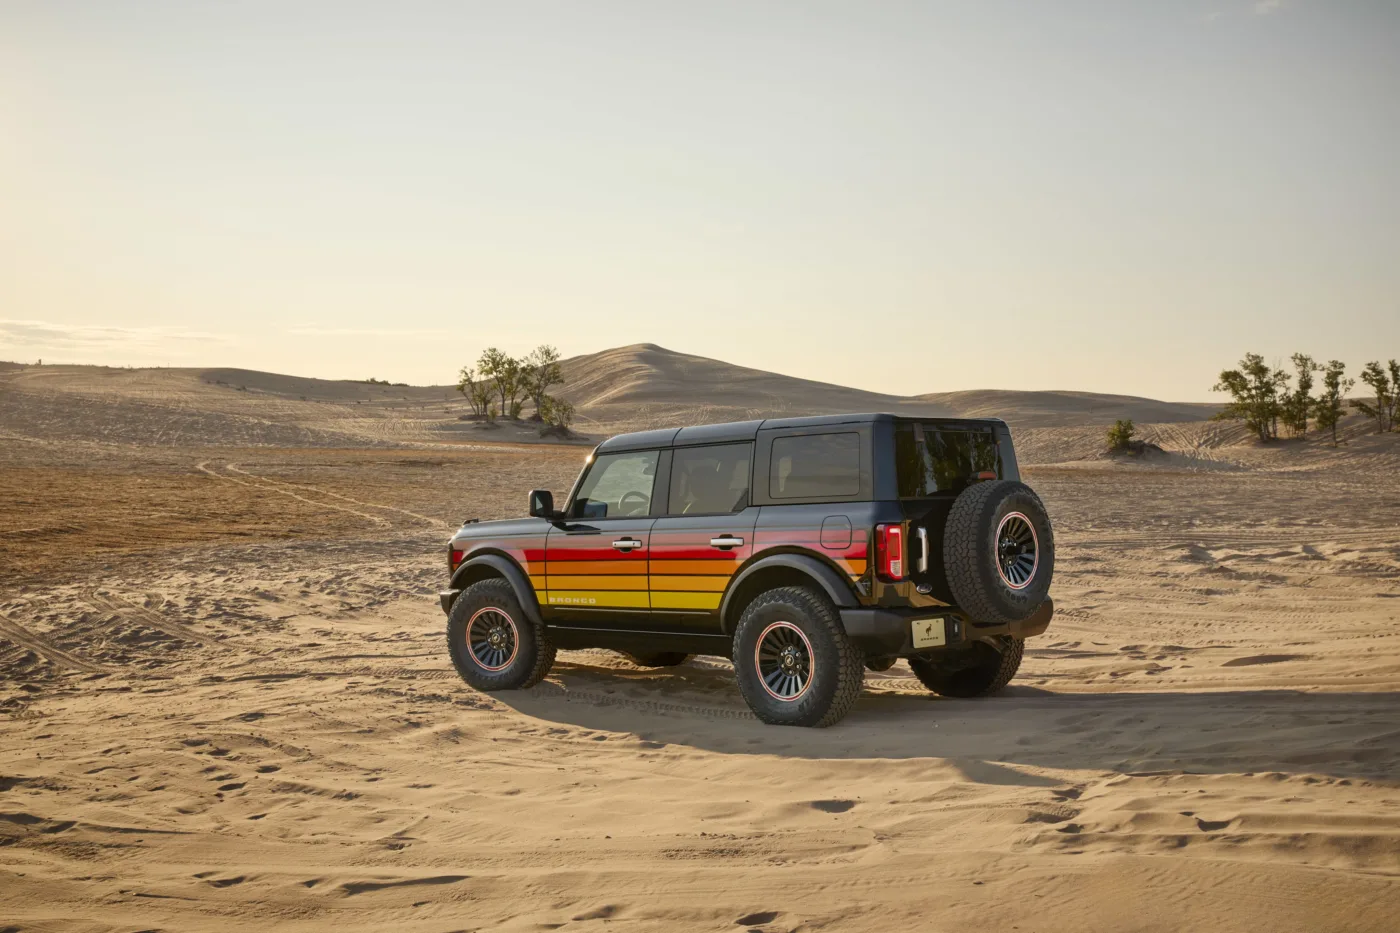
595,413,1008,452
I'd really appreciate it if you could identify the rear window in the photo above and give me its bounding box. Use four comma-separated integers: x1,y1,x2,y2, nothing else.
895,424,1001,497
770,432,860,499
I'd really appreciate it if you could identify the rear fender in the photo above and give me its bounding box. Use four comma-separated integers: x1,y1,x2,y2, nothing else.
719,552,861,634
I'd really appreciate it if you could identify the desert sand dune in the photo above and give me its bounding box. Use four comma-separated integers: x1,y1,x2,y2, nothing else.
1,344,1222,448
2,350,1398,931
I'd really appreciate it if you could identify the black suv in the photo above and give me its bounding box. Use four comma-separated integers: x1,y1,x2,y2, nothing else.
440,413,1053,727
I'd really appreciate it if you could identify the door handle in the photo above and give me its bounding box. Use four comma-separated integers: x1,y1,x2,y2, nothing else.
916,526,929,573
612,538,643,551
709,535,745,549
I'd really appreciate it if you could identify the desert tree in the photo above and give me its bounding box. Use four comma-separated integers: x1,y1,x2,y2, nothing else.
521,345,564,421
1282,353,1321,437
538,395,576,431
1352,360,1398,434
477,347,526,420
1106,419,1135,452
1213,352,1287,442
1313,360,1354,447
1391,360,1400,428
455,366,492,418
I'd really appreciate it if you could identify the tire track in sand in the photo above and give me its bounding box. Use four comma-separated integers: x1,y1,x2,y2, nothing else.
224,463,448,528
83,589,229,650
197,461,391,527
0,611,108,673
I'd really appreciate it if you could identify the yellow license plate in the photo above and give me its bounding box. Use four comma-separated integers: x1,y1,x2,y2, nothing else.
911,618,947,649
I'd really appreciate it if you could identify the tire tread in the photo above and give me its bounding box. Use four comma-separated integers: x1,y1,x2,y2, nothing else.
735,586,864,727
944,481,1053,625
909,639,1024,698
447,578,555,690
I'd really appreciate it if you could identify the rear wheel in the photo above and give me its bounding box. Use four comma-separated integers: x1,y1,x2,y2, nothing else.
447,579,555,691
908,638,1023,698
732,586,864,727
620,651,691,668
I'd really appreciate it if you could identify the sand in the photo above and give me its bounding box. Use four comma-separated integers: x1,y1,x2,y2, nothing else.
1,351,1397,932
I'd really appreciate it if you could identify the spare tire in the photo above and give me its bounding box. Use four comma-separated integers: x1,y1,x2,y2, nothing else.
943,480,1053,625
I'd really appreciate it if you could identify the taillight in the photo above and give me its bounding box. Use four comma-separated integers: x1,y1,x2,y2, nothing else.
874,523,905,581
449,547,465,572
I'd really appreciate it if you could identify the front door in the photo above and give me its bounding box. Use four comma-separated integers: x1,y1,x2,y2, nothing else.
648,442,757,634
544,448,660,628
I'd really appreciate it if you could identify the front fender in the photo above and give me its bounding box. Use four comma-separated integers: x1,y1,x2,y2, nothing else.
446,553,544,626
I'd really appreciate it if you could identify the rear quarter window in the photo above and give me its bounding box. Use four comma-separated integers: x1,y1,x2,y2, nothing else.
896,425,1001,496
769,432,860,499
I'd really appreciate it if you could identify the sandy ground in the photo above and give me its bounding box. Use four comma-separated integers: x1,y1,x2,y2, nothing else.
2,361,1399,932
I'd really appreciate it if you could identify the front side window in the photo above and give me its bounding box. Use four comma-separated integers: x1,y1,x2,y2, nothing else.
769,432,860,499
570,450,659,518
669,443,752,515
896,424,1001,496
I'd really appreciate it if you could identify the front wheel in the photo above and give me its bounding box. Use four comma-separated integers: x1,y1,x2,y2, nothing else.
908,638,1023,698
447,578,556,691
732,586,864,727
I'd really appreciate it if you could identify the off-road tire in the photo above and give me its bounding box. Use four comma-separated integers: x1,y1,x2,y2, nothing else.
447,578,555,691
621,651,691,668
732,586,864,727
944,480,1054,625
908,638,1024,698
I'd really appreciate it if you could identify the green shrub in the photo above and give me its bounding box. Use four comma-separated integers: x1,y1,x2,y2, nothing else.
1107,419,1135,452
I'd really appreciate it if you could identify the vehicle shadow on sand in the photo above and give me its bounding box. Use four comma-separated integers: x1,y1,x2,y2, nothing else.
493,659,1400,783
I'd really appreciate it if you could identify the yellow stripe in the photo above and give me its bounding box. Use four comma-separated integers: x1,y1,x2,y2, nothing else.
649,575,729,593
545,590,650,609
648,559,738,575
651,591,721,611
843,560,868,574
545,575,648,591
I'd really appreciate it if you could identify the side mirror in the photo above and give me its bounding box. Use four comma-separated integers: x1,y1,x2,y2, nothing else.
528,489,559,519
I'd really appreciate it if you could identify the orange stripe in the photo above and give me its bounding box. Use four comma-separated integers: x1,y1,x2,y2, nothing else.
545,575,648,591
649,575,729,593
544,560,646,575
648,559,739,576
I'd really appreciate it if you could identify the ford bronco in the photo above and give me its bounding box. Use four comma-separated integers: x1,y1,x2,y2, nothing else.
440,413,1054,727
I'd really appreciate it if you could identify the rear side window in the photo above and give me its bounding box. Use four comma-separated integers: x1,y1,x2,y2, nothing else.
770,432,860,499
895,424,1001,497
669,443,752,515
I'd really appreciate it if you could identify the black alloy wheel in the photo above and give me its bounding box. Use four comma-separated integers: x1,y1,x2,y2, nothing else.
466,607,518,671
754,620,814,701
996,512,1039,590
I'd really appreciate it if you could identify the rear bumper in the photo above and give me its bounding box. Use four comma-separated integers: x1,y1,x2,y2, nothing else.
840,597,1054,656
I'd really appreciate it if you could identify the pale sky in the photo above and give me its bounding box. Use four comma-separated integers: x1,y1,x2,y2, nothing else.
2,1,1396,400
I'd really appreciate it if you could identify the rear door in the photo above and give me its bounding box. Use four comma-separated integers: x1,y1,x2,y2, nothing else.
896,422,1003,603
544,449,659,627
648,442,758,634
